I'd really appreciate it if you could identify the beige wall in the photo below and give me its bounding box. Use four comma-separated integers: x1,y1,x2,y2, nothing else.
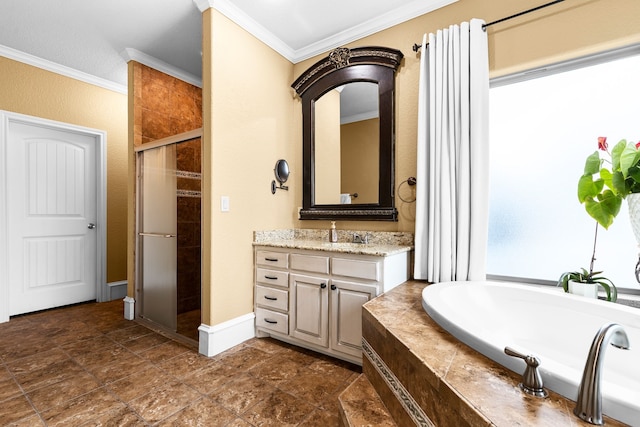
0,56,128,283
202,9,298,325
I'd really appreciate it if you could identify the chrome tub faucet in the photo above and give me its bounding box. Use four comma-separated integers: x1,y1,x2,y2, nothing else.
574,323,630,425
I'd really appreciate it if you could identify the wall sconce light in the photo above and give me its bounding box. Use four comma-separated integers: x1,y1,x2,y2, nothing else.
271,159,289,194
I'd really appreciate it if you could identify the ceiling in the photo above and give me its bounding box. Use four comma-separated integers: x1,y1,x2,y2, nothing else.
0,0,456,92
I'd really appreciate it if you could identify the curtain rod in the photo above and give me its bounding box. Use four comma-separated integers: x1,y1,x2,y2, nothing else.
411,0,566,52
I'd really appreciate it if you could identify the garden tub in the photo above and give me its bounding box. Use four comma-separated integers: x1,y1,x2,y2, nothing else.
422,281,640,426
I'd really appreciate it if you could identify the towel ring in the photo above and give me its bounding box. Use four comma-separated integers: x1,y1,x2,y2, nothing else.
398,177,416,203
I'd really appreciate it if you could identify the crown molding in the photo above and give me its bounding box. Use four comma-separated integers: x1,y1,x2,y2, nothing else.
293,0,458,62
120,48,202,88
193,0,457,64
0,44,127,94
341,110,378,125
194,0,295,62
193,0,212,13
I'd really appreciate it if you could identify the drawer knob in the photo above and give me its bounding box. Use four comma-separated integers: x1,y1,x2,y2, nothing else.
264,296,278,301
320,283,327,289
264,319,278,324
331,284,337,291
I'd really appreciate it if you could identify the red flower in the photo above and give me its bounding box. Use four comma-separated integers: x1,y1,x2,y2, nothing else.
598,136,608,151
636,141,640,149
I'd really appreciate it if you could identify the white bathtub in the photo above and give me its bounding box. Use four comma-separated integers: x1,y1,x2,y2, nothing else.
422,281,640,426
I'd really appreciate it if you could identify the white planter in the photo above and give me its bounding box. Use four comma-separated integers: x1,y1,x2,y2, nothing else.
568,280,598,299
628,193,640,247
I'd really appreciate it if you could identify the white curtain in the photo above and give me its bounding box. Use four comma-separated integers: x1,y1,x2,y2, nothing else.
414,19,489,283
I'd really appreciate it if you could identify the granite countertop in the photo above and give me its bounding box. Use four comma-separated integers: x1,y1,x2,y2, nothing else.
253,229,414,257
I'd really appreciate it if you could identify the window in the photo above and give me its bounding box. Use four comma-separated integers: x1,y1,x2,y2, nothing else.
487,47,640,291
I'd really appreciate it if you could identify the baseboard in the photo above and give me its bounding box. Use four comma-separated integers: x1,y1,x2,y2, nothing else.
198,312,256,357
107,280,127,301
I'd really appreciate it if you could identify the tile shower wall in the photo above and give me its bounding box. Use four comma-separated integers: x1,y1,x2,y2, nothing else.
132,62,202,146
176,139,201,315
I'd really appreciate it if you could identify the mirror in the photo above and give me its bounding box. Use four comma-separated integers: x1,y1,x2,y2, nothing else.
271,159,289,194
314,82,379,205
292,46,403,220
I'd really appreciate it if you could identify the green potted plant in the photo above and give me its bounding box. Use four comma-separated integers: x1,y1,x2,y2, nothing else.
558,260,617,302
577,137,640,230
558,137,640,302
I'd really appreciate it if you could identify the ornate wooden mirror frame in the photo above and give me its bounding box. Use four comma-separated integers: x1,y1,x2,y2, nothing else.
292,46,403,221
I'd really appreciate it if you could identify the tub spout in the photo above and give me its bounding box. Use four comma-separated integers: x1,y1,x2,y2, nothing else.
574,323,630,425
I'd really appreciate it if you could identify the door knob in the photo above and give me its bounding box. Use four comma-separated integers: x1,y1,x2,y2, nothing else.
88,223,96,229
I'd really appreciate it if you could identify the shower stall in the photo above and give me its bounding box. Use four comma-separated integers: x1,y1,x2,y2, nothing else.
136,132,202,341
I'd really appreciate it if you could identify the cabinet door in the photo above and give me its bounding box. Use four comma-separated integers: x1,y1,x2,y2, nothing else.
290,274,329,347
330,280,377,358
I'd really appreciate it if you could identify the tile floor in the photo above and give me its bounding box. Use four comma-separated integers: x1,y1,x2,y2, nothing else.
0,300,361,426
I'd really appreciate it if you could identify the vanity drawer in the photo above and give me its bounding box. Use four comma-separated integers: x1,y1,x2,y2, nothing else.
256,285,288,311
332,257,380,281
256,250,288,269
290,253,330,274
256,268,289,288
256,308,288,335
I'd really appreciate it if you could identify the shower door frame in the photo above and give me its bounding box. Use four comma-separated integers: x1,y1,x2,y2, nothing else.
134,128,203,326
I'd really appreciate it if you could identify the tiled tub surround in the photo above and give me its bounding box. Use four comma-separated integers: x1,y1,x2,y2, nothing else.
253,229,413,365
360,281,627,427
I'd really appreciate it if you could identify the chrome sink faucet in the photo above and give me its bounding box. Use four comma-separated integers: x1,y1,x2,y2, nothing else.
574,323,630,425
352,232,369,244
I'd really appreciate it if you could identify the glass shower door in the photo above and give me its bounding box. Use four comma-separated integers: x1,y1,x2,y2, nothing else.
139,145,177,331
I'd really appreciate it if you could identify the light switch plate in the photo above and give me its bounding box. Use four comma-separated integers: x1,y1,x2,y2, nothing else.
221,196,230,212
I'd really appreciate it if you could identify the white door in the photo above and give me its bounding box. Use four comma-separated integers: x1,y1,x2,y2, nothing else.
6,119,99,315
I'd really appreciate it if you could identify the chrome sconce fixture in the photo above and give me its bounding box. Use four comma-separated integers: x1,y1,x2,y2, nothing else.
271,159,290,194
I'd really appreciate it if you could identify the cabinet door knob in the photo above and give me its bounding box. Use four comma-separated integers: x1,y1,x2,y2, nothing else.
320,283,327,289
331,284,337,291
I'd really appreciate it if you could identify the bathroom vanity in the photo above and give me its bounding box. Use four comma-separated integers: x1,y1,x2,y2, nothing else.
253,230,412,364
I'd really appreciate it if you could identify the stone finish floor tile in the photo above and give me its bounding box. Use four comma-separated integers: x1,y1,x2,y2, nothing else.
0,395,38,425
27,371,102,412
299,408,340,426
212,374,276,415
0,376,23,403
156,397,236,426
40,387,126,426
242,391,317,426
0,301,361,425
128,381,201,424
